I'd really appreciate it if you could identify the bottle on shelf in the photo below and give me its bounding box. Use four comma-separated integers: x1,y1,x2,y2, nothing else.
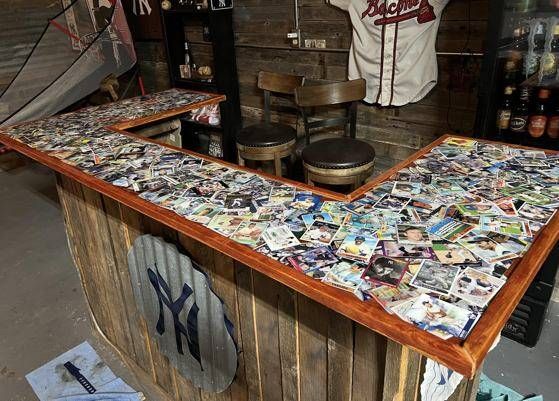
546,94,559,139
510,26,527,72
496,86,515,137
528,88,550,138
540,24,559,82
503,59,521,88
509,87,531,141
181,41,192,79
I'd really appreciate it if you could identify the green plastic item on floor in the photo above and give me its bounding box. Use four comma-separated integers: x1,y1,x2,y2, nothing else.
477,374,543,401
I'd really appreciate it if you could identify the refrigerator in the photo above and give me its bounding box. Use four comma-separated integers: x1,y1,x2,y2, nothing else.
475,0,559,150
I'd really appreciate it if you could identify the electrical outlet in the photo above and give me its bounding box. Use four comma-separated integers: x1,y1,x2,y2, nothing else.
287,31,300,48
304,39,316,48
315,39,326,48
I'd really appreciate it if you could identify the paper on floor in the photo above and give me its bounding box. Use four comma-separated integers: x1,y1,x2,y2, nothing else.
25,341,143,401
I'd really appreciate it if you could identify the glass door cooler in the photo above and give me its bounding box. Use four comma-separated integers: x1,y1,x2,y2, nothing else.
475,0,559,150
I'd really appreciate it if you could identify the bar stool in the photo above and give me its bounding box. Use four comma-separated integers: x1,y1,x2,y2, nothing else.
295,79,375,190
236,71,304,177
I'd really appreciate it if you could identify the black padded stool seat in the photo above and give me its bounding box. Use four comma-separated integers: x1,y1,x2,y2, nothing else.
237,122,296,147
236,71,304,177
237,123,297,148
302,137,375,169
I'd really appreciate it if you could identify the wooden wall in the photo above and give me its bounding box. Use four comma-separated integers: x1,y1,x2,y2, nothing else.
233,0,488,170
1,0,488,171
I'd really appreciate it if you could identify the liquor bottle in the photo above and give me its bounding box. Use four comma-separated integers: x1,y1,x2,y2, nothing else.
540,25,559,81
528,89,550,138
503,59,520,88
547,95,559,139
496,86,515,136
510,27,527,69
509,87,531,140
182,42,192,79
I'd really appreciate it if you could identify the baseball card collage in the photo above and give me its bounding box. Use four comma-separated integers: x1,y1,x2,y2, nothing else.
3,90,559,342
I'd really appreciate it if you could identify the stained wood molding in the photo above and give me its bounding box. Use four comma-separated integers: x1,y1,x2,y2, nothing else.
1,90,558,377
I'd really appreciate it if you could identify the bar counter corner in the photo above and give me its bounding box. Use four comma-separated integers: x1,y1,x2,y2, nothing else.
3,89,557,401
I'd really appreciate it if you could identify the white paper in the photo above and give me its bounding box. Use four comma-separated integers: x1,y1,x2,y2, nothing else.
26,341,142,401
421,334,501,401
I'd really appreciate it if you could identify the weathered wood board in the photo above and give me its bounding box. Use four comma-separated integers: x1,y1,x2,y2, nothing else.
56,173,481,401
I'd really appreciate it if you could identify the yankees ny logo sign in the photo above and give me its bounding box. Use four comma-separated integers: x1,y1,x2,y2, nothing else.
148,264,202,366
128,235,237,392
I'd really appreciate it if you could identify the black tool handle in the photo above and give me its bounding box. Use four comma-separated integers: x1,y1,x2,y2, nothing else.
63,362,96,394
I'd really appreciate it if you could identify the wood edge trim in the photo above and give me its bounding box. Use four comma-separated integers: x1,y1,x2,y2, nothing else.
3,92,558,376
111,94,227,130
462,209,559,368
346,134,452,200
42,144,474,375
109,128,347,201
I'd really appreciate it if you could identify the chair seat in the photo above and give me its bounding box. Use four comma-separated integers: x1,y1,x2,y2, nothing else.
302,138,375,169
237,122,296,148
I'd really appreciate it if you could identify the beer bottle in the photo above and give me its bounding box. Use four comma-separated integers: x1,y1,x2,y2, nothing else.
503,59,520,88
510,27,527,71
528,89,550,138
496,86,515,136
509,87,531,140
547,95,559,139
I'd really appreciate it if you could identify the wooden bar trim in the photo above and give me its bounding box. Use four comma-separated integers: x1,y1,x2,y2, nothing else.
2,93,559,377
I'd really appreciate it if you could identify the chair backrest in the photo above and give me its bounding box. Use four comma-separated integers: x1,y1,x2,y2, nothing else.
257,71,305,123
294,79,366,145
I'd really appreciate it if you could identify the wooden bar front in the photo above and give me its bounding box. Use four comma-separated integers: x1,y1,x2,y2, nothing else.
4,90,557,400
55,173,481,401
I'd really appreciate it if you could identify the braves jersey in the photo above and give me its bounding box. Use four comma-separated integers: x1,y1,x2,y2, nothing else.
329,0,449,106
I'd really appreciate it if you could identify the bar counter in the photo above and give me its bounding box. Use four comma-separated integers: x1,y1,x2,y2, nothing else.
1,89,558,401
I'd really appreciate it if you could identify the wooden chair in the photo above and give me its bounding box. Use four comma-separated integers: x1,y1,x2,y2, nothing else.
236,71,304,177
295,79,375,190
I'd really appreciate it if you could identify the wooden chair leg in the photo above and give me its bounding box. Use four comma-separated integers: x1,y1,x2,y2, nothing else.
353,174,362,191
274,153,282,177
304,169,314,186
238,151,245,167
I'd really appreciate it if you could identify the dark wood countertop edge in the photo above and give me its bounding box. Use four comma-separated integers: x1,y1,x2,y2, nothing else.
0,129,476,375
2,93,558,378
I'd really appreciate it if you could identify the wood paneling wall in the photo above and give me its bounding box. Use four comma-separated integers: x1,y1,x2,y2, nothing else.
1,0,488,172
233,0,488,170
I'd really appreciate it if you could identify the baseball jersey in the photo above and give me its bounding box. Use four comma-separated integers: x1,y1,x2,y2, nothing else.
329,0,450,106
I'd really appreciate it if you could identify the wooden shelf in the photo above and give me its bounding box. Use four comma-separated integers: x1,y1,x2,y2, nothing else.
181,116,222,130
162,6,241,161
520,72,559,88
162,7,210,15
175,77,216,89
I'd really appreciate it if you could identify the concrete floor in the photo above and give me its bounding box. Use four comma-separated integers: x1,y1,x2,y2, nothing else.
0,162,558,400
0,163,166,401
